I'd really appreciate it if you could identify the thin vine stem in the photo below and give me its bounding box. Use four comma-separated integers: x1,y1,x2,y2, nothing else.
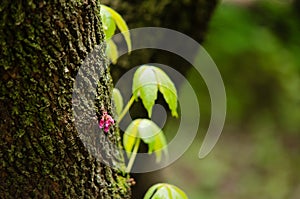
126,138,141,173
118,95,135,122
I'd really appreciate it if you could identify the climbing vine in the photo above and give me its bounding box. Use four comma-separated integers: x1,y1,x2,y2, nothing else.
100,4,188,199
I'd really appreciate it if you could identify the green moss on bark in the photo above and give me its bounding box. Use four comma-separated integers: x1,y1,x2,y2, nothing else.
0,0,130,198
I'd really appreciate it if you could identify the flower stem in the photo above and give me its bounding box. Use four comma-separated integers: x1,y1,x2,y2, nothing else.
118,95,135,122
126,138,140,173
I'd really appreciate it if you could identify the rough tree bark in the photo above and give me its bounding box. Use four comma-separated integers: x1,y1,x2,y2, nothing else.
0,0,130,198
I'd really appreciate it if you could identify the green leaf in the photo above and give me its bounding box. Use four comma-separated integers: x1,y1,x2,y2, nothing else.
172,185,189,199
132,66,158,117
137,119,160,143
143,183,163,199
106,39,118,64
154,67,178,117
132,65,178,118
154,186,169,199
112,88,123,116
152,132,168,162
123,119,167,162
100,7,116,40
137,119,167,162
132,66,146,99
144,183,189,199
123,120,139,157
101,5,132,52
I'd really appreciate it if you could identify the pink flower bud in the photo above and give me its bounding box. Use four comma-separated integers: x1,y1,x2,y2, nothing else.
99,119,105,128
98,111,114,133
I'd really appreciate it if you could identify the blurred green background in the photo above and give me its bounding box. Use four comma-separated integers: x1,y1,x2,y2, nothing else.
163,0,300,198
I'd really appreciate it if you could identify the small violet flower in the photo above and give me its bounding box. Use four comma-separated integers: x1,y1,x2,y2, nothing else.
99,111,115,133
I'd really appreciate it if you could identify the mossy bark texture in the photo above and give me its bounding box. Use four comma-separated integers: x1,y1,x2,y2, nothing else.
0,0,130,198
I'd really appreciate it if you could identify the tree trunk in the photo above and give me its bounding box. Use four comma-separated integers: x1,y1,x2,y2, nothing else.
0,0,130,198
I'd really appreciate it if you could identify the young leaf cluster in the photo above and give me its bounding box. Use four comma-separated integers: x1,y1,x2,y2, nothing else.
100,5,131,64
144,183,188,199
113,65,178,172
101,5,188,198
132,65,178,118
123,119,168,163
